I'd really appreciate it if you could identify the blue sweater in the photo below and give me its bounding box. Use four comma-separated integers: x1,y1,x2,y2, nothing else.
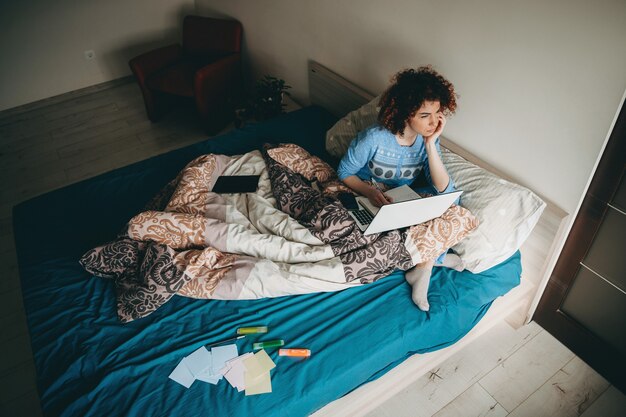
336,124,455,193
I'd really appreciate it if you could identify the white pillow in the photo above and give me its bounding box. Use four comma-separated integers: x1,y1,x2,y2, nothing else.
325,95,381,158
442,148,546,273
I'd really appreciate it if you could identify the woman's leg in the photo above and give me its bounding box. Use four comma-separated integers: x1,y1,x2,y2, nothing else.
405,259,435,311
435,252,465,271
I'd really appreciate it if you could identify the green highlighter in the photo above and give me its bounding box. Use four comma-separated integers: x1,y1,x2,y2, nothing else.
252,339,285,350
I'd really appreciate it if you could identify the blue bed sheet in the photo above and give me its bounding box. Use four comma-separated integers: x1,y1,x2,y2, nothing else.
13,106,521,417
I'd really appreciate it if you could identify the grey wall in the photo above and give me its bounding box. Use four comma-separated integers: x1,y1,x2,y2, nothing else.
196,0,626,215
0,0,195,112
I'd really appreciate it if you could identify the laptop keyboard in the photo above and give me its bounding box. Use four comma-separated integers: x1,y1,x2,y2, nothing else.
351,209,374,225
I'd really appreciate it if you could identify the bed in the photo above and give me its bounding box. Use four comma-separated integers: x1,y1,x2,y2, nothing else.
13,61,568,416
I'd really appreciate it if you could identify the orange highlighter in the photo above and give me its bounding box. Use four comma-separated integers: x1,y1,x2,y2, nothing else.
278,348,311,357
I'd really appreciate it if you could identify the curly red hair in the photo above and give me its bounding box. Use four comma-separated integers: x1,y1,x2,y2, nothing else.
378,66,458,136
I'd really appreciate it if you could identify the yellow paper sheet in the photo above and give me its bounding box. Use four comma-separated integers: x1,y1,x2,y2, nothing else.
254,349,276,372
242,349,276,395
243,349,276,380
245,371,272,395
243,355,265,380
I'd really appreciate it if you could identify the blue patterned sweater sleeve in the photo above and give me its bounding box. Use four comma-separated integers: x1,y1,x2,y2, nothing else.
336,128,377,181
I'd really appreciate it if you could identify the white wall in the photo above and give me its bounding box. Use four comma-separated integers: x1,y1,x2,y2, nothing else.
196,0,626,215
0,0,195,112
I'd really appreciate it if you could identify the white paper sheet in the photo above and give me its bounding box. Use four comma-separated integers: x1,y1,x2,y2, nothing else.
223,353,253,391
211,344,239,374
195,373,222,384
168,361,195,388
182,346,212,377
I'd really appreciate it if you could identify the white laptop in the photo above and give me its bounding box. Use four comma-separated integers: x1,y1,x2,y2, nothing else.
347,185,463,235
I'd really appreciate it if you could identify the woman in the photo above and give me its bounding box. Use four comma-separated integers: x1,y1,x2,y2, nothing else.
337,66,463,311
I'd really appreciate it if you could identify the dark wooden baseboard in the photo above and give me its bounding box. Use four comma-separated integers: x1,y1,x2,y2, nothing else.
0,76,135,119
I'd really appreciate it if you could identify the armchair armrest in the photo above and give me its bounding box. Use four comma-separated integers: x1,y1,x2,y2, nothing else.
129,44,184,82
129,44,184,122
194,53,242,116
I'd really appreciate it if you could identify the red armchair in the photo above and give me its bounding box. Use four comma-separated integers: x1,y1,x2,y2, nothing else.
129,16,243,133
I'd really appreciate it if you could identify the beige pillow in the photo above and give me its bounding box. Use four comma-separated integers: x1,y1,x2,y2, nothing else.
325,95,381,158
442,148,546,273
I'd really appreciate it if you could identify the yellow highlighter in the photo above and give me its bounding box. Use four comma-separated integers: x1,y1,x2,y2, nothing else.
236,326,268,335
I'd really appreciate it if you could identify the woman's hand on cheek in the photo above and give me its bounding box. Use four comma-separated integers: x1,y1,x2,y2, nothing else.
424,113,446,144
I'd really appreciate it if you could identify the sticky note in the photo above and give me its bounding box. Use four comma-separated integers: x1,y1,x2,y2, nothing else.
245,371,272,395
224,362,246,391
183,346,212,377
168,361,195,388
243,354,265,381
223,353,252,391
196,373,222,384
211,344,239,374
195,365,223,385
226,352,253,366
254,349,276,372
242,349,276,395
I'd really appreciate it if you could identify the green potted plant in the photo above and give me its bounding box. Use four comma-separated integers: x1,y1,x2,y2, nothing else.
235,75,292,126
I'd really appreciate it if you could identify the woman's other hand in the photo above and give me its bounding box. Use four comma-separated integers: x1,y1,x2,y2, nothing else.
364,186,392,208
342,175,392,208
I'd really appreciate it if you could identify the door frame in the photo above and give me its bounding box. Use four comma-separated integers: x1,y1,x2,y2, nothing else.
533,99,626,392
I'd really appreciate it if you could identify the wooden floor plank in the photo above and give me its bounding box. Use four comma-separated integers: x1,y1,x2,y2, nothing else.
0,360,38,406
0,307,28,343
0,248,20,295
0,215,13,238
43,93,122,122
63,139,165,183
365,321,541,417
0,334,34,376
57,132,143,160
50,119,130,144
580,385,626,417
0,131,53,155
44,103,121,136
0,390,43,417
479,329,576,412
0,170,69,207
431,384,507,417
0,287,24,320
0,232,14,254
0,203,14,222
507,356,610,417
0,77,132,124
48,105,143,139
0,140,59,169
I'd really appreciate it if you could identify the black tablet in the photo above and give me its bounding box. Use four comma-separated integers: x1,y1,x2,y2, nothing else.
338,192,359,210
213,175,260,193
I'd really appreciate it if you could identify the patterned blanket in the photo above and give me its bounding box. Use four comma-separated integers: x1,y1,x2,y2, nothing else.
80,144,478,322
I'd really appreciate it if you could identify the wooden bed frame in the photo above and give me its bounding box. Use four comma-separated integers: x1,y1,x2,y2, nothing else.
307,60,570,416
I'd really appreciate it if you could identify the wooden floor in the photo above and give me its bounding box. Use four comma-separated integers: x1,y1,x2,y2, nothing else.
0,80,624,416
